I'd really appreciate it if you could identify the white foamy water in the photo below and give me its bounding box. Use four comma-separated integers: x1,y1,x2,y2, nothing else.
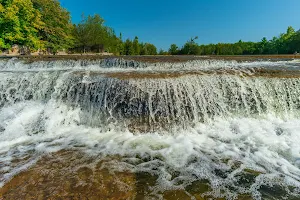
0,58,300,199
1,57,300,72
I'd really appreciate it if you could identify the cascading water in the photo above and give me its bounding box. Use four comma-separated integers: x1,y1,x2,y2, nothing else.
0,58,300,199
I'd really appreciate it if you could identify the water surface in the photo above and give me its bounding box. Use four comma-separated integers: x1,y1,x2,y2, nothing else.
0,58,300,199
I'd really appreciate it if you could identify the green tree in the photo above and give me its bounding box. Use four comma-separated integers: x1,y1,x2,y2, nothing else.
143,43,157,55
87,15,107,52
0,0,43,50
118,33,124,55
158,49,168,55
124,39,134,55
288,30,300,53
73,14,122,54
169,44,179,55
73,15,90,53
174,26,299,56
181,36,200,55
132,36,140,55
283,26,296,53
32,0,74,53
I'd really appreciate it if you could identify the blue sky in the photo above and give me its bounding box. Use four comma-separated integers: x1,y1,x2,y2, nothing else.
60,0,300,50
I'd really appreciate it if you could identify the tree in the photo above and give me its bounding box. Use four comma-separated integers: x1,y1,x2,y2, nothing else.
118,33,124,55
143,43,157,55
73,14,122,54
168,44,179,55
132,36,140,55
288,30,300,53
32,0,74,53
181,36,200,55
158,49,168,55
85,14,107,52
285,26,295,39
171,26,300,56
282,26,296,53
0,0,43,50
124,39,134,55
73,15,90,53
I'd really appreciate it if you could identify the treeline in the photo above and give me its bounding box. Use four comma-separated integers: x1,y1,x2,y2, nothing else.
72,15,157,55
0,0,299,55
0,0,157,55
167,27,300,55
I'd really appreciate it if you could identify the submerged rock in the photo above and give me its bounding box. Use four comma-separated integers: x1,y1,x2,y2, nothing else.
0,151,137,200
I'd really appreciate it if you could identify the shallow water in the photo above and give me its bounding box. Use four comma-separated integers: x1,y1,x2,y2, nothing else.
0,58,300,199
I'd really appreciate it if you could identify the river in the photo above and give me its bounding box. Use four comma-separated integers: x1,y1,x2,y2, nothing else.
0,57,300,199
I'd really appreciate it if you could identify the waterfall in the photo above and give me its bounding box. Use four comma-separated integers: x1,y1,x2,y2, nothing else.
0,58,300,199
1,58,300,131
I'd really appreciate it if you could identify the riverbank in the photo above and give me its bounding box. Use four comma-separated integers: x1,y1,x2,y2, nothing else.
1,54,300,63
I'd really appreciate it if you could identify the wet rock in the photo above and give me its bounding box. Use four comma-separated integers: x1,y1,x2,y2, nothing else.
0,151,137,200
237,194,253,200
163,190,192,200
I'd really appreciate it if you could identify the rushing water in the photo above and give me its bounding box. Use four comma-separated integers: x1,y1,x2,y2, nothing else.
1,58,300,199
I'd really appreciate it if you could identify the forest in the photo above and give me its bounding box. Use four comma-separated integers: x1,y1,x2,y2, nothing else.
0,0,300,55
168,27,300,55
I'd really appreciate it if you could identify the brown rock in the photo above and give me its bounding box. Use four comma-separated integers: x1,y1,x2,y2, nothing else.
0,151,137,200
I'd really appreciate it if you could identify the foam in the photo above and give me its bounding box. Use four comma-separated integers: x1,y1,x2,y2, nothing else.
1,58,300,72
0,100,299,198
0,58,300,199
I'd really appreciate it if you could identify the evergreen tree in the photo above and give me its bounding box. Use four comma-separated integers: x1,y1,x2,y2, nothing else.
132,36,140,55
118,33,124,55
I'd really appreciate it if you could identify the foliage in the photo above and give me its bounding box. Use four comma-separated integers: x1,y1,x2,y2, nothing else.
171,27,300,55
122,37,157,55
158,49,168,55
123,39,134,55
140,43,157,55
72,14,123,54
179,36,199,55
169,44,179,55
132,36,140,55
0,0,43,50
32,0,74,52
1,0,299,56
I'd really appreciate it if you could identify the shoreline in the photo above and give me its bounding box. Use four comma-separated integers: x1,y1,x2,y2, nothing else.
1,54,300,63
